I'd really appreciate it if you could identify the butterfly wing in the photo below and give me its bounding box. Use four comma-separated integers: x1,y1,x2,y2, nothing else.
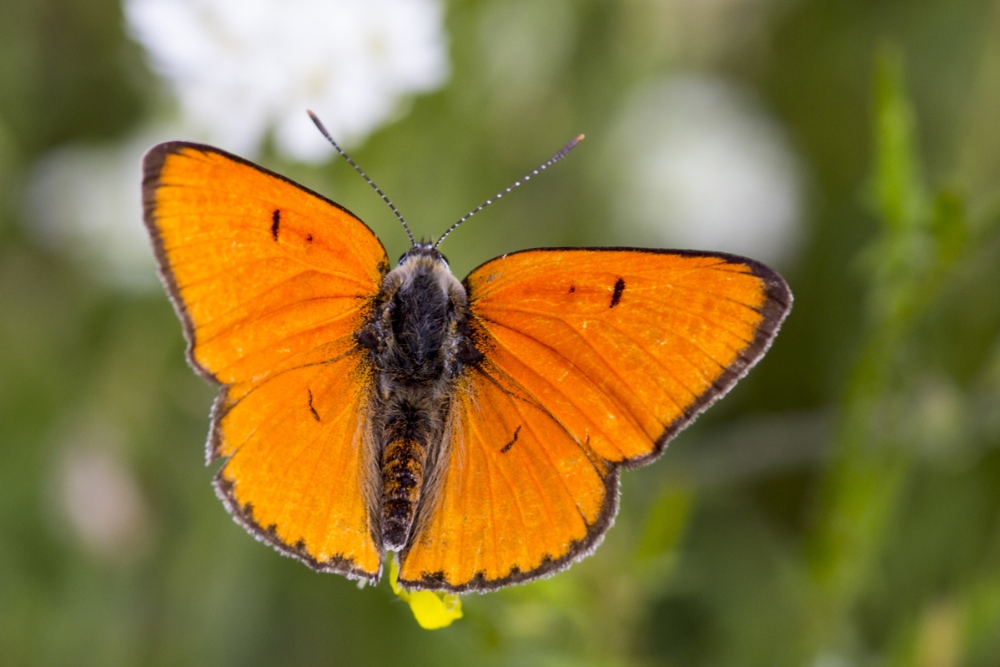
398,248,791,591
143,142,389,582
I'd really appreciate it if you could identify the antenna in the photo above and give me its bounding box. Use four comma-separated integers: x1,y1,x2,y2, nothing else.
308,110,416,246
433,134,585,250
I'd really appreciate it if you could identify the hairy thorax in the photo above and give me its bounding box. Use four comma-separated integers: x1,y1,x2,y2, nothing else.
357,245,481,551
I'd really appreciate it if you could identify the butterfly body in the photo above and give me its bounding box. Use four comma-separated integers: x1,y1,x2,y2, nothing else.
143,141,792,592
361,245,478,550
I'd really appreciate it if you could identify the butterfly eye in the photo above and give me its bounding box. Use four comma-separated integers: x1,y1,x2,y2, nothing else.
397,244,449,267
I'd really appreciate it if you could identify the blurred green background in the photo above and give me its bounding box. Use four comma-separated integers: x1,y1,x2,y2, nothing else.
3,0,1000,665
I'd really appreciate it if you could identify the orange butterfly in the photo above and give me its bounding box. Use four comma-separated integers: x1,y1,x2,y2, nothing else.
142,117,791,592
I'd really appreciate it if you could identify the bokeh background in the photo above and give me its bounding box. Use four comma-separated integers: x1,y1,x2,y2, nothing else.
3,0,1000,665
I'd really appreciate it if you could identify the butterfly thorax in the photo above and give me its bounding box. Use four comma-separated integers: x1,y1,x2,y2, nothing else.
358,245,482,550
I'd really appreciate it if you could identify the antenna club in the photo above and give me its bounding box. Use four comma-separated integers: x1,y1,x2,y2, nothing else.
433,133,585,250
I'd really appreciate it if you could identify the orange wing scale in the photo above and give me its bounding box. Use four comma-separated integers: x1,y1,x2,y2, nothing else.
399,249,790,591
399,369,613,590
214,351,381,578
143,143,388,582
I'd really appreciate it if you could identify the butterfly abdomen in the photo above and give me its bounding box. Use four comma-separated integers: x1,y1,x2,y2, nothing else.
377,388,453,550
380,411,430,550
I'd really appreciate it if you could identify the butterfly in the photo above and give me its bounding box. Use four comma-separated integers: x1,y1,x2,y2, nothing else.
141,115,792,593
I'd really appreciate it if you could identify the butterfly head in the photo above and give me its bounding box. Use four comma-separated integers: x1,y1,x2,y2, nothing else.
397,242,450,270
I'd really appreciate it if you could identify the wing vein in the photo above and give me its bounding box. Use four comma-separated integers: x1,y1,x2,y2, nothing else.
477,315,668,453
507,394,596,528
195,292,363,351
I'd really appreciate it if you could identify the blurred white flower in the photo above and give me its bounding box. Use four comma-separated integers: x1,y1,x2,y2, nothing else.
125,0,450,161
25,128,178,290
56,444,152,564
27,133,150,289
612,75,804,266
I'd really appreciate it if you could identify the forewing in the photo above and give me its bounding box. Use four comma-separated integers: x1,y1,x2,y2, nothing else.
143,142,389,388
143,142,388,581
399,248,790,590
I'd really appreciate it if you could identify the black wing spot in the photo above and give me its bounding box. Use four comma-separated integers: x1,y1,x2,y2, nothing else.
306,233,313,243
610,277,625,308
271,209,281,241
500,425,521,453
308,389,321,421
568,284,576,293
